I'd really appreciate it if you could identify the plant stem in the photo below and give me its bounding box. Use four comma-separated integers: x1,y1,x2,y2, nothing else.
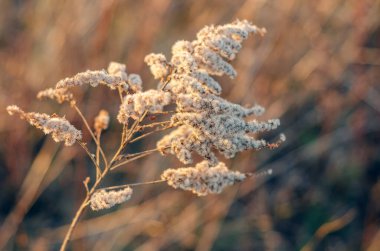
77,141,101,174
73,104,108,167
109,110,148,166
60,163,111,250
95,132,101,180
138,120,171,130
110,148,162,171
118,87,128,145
129,125,174,143
109,73,172,166
99,179,165,191
61,73,173,250
59,195,90,251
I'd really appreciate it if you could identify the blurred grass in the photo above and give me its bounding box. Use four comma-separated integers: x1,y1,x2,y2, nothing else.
1,0,380,250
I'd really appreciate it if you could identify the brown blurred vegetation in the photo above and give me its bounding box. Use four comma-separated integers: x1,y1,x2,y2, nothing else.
0,0,379,250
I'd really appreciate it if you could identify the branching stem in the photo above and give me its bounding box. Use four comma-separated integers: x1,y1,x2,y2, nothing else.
73,104,108,168
97,180,165,191
138,120,171,130
110,148,162,171
61,72,173,250
76,141,101,174
130,125,174,143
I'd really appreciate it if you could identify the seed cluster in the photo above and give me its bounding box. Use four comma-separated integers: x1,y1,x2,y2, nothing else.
117,90,172,124
90,187,133,211
6,105,82,146
94,110,110,132
154,20,282,165
161,161,246,196
37,88,73,104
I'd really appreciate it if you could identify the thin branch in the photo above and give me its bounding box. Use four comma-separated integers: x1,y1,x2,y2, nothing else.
110,148,162,171
110,107,148,166
149,110,176,115
76,141,101,174
95,132,101,166
83,177,90,194
245,168,273,179
61,73,173,250
138,120,171,130
109,117,142,166
73,104,108,168
118,87,128,145
98,180,165,191
109,72,173,166
95,132,101,180
60,195,90,251
117,87,124,103
125,111,148,142
118,147,164,160
60,156,111,250
130,125,175,143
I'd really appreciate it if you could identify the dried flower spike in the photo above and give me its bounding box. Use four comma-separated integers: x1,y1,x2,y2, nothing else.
90,187,133,211
161,161,247,196
56,70,125,90
144,53,171,79
6,105,82,146
37,87,74,104
107,62,128,81
154,20,283,165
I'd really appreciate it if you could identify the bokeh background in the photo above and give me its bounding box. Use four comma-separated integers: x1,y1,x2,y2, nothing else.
0,0,379,250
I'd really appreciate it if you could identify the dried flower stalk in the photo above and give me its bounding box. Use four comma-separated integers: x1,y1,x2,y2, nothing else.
6,20,283,251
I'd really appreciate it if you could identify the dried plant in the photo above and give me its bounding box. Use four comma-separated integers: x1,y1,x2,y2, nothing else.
6,20,284,250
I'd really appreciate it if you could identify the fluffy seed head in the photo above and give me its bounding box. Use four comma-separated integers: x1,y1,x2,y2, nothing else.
37,88,74,104
94,110,109,132
144,53,171,79
7,105,82,146
161,161,246,196
107,62,128,81
90,187,133,211
153,20,284,165
6,105,24,117
127,74,143,93
117,90,172,124
55,70,125,90
172,40,194,54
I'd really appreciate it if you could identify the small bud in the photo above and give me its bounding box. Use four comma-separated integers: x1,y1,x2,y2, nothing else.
94,110,110,132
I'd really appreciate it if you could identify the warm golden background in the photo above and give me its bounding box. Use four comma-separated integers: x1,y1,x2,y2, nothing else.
1,0,379,250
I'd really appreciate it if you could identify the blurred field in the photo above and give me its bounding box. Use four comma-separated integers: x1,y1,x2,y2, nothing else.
1,0,380,250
